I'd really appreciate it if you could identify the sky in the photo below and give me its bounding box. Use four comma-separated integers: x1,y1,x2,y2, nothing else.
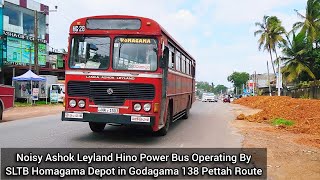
38,0,307,87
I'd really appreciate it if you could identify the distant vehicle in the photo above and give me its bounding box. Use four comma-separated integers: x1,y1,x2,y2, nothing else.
223,97,230,103
202,93,218,102
0,85,14,120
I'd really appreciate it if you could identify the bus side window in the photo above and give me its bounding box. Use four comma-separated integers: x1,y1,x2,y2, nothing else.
181,55,186,73
186,58,190,75
175,51,181,71
168,45,175,69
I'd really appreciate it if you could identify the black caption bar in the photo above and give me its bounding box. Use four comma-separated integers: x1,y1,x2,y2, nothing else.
1,148,267,179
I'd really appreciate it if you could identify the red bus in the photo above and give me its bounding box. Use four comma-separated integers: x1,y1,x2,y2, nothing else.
0,84,15,120
61,15,196,136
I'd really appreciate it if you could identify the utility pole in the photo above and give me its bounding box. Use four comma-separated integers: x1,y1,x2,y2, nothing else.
29,45,32,70
277,59,281,96
267,61,272,96
256,71,258,95
34,10,39,75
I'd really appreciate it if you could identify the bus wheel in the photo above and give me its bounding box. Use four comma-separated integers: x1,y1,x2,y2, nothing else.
156,106,172,136
89,122,106,132
183,100,190,119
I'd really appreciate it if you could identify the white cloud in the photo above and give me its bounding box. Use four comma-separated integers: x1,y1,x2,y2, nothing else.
203,31,212,37
36,0,307,86
210,0,307,24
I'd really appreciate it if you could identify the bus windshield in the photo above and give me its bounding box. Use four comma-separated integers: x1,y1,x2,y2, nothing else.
69,36,110,69
113,37,157,71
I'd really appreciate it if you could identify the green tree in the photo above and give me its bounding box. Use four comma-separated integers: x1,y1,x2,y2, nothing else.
281,32,316,82
227,72,250,93
255,16,276,74
292,0,320,80
213,85,228,94
255,15,287,72
196,81,214,92
267,16,287,60
293,0,320,45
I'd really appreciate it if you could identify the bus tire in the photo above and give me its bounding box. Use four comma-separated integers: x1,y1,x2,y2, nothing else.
182,99,190,119
89,122,106,132
156,106,172,136
0,105,3,121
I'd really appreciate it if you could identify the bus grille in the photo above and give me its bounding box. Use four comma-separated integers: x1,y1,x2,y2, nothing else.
67,81,155,106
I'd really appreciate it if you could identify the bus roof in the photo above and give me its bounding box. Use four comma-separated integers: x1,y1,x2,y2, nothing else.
70,15,195,61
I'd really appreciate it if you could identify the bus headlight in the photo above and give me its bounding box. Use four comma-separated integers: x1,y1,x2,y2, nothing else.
69,99,76,107
78,100,86,108
143,103,151,112
133,103,142,111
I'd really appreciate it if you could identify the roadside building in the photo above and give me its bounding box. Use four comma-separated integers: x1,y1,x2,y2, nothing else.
0,0,64,85
249,73,276,95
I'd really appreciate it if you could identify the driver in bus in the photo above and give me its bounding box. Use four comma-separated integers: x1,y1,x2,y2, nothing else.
145,44,157,70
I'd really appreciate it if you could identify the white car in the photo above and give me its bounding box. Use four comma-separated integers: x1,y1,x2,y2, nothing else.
201,93,218,102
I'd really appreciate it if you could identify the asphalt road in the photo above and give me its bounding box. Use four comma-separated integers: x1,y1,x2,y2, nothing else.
0,101,242,148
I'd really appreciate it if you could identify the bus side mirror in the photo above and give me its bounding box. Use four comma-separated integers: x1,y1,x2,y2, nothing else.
160,47,169,69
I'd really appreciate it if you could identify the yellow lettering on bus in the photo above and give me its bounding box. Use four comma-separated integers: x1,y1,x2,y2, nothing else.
119,38,152,44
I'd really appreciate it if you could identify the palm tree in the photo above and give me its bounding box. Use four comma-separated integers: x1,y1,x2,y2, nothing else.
281,32,316,82
268,16,287,96
267,16,287,58
293,0,320,44
255,16,286,95
255,16,287,71
254,15,276,75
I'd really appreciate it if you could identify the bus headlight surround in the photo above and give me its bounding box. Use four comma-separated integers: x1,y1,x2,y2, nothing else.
134,103,142,111
78,100,86,108
69,99,77,107
143,103,151,112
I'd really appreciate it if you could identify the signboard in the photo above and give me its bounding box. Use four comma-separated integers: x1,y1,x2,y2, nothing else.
50,90,58,103
3,30,47,43
3,36,46,66
276,72,283,89
32,88,39,100
57,54,64,68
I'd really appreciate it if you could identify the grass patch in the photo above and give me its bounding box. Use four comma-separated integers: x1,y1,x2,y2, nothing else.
271,118,295,126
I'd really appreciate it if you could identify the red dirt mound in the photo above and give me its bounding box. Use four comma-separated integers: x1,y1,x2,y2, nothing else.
233,96,320,136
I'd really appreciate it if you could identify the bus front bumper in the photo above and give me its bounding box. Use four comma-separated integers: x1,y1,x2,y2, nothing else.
61,111,155,126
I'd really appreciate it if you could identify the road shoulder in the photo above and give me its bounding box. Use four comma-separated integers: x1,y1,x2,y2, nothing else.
230,104,320,180
2,104,64,122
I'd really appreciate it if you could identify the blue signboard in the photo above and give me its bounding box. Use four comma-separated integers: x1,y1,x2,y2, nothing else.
4,37,46,66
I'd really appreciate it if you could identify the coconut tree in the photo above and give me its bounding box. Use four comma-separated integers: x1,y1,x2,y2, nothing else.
255,16,287,95
268,16,287,58
293,0,320,45
281,32,315,82
267,16,287,95
254,15,276,75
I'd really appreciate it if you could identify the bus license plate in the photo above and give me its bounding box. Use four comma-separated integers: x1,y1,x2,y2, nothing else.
98,107,119,114
131,116,150,123
65,112,83,119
